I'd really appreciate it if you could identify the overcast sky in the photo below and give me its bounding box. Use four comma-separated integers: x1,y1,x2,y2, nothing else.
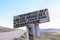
0,0,60,29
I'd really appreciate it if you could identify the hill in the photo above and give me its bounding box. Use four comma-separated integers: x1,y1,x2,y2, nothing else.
40,28,60,32
0,26,15,32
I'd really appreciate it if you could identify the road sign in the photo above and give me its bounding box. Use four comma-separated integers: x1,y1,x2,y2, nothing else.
13,9,50,28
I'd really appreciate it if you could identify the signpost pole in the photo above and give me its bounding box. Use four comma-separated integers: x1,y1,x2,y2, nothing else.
35,23,40,37
26,23,40,40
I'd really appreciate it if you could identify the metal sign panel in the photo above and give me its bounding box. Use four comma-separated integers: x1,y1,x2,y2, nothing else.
13,9,50,28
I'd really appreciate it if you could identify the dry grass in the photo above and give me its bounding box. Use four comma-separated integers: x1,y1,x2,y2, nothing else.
17,32,60,40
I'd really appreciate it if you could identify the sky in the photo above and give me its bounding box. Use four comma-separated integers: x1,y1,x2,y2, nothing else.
0,0,60,30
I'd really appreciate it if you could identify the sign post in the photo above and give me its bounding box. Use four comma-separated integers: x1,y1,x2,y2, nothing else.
13,9,50,40
27,23,40,40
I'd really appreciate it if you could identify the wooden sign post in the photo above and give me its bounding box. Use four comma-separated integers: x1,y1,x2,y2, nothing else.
13,9,50,40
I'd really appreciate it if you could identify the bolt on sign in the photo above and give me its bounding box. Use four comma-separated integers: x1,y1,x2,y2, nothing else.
13,9,50,28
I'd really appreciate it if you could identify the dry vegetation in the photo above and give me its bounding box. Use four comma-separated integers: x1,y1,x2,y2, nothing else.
14,32,60,40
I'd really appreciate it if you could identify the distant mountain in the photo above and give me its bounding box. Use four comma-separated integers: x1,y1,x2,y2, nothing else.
0,26,15,32
40,28,60,32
